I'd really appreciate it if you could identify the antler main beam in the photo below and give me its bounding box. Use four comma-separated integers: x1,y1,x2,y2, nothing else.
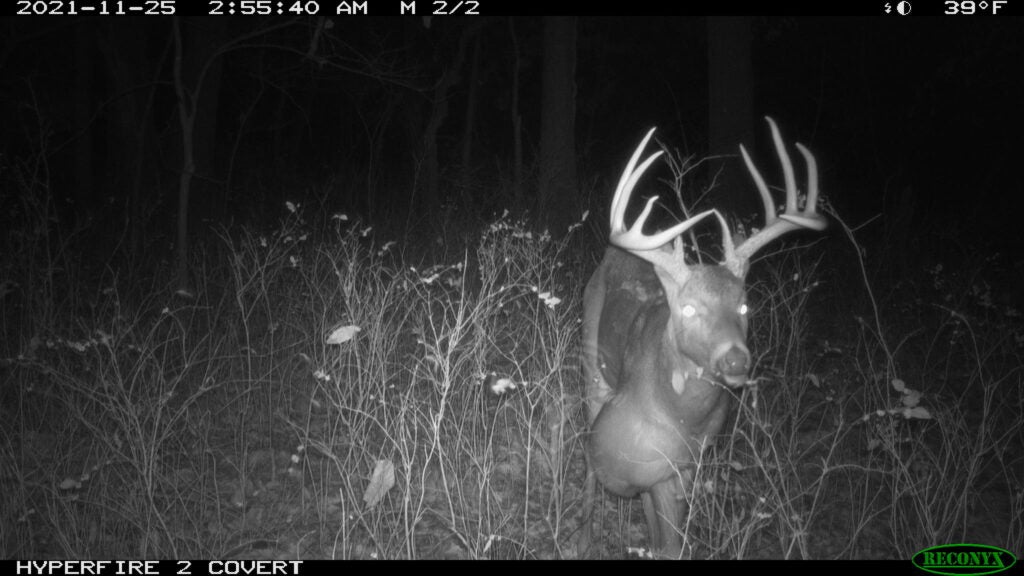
609,128,717,252
723,117,827,277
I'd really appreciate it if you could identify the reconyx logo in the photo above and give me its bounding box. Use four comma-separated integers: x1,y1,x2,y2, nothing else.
913,544,1016,576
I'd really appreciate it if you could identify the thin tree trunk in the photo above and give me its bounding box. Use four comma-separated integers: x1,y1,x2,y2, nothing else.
185,18,225,220
72,22,95,229
172,17,195,296
509,18,523,207
708,17,754,217
460,33,481,180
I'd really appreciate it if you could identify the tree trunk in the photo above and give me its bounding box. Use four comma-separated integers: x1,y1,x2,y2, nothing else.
421,23,473,221
707,17,754,217
72,22,95,229
172,17,195,295
460,33,481,182
508,18,523,207
99,20,159,260
184,18,225,220
538,16,578,235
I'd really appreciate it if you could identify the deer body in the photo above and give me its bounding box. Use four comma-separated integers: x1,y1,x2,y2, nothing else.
579,119,826,558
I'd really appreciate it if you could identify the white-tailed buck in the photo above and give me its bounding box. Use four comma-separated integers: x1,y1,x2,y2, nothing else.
579,118,826,558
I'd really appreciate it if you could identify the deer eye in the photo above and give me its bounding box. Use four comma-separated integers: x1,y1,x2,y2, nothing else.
738,304,749,315
681,304,697,318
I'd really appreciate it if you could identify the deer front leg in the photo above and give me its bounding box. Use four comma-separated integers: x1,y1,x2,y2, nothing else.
644,476,687,559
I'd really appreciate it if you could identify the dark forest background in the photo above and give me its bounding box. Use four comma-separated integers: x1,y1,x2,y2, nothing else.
3,17,1021,281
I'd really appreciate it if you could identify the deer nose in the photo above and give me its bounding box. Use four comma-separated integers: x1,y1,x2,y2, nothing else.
714,344,750,380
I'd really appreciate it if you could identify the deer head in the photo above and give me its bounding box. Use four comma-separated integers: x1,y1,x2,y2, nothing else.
607,117,826,386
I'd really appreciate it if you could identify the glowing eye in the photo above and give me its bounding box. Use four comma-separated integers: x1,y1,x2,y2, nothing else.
681,305,696,318
739,304,749,315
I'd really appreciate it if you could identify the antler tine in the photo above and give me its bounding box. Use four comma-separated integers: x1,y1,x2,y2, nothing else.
610,127,716,252
725,117,827,277
768,117,799,215
739,143,777,228
788,142,823,229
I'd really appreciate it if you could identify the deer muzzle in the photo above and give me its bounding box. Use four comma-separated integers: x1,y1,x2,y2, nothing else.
711,341,750,386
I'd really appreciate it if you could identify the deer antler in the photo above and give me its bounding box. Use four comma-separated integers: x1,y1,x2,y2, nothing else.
722,117,827,277
609,128,717,278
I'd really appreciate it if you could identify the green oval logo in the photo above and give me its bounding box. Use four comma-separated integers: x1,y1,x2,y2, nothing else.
913,544,1017,576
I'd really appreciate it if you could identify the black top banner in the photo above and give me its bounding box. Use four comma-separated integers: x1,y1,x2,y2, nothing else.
8,0,1020,17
